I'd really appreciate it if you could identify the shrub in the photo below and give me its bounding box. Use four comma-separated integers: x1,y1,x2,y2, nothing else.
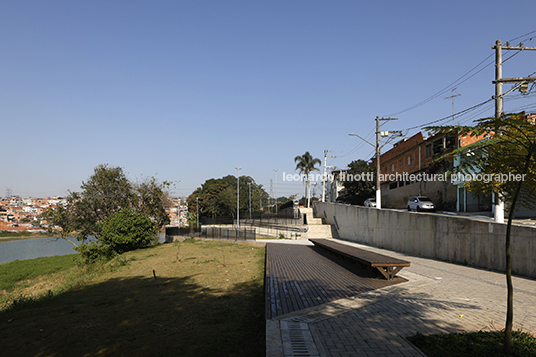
75,242,117,264
100,208,159,254
74,209,158,264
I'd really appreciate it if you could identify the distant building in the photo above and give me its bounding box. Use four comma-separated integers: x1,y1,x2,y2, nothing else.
374,130,487,211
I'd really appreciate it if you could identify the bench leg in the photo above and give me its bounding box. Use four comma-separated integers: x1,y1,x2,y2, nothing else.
375,266,404,280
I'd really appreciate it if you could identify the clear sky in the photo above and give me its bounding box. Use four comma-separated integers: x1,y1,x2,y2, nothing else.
2,1,536,199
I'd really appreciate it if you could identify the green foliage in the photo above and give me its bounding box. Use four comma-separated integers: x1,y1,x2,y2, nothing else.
100,208,159,254
294,151,321,206
134,176,172,228
343,159,375,204
408,330,536,357
71,164,135,240
39,164,171,263
427,113,536,210
41,204,76,241
75,242,117,264
74,209,159,263
187,175,269,218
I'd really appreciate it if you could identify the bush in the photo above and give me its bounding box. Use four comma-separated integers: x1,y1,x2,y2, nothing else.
100,209,159,254
75,209,158,264
75,242,117,264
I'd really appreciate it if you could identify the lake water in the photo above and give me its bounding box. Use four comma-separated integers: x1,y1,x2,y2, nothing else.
0,233,166,265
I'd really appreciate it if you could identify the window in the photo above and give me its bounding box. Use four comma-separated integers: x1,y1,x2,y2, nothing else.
425,144,433,158
407,155,412,165
391,163,395,172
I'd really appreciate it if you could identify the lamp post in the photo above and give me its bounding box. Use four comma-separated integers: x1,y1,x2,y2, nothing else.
248,182,252,219
196,197,199,230
176,180,182,227
273,169,279,215
349,117,398,209
235,167,242,230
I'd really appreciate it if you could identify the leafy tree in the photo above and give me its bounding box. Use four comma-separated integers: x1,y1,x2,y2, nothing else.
427,112,536,354
40,164,171,262
294,151,321,208
134,176,172,228
342,159,375,204
41,205,77,247
187,176,269,219
69,164,135,240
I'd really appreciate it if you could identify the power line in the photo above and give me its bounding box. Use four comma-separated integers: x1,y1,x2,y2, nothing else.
398,98,494,132
507,29,536,43
387,54,494,117
386,30,536,118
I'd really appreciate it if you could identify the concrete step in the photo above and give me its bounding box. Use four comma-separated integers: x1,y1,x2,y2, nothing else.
307,224,333,239
299,206,337,239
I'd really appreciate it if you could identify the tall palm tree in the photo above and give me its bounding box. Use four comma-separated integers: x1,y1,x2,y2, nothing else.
294,151,321,207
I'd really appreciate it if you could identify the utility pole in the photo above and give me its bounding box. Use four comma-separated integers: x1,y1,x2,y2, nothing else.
375,117,399,209
248,182,252,219
196,197,199,229
349,117,399,210
273,169,279,214
322,150,336,202
269,179,273,213
176,180,181,227
492,39,536,223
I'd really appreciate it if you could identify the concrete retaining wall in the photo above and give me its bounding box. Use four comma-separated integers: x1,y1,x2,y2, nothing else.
315,202,536,278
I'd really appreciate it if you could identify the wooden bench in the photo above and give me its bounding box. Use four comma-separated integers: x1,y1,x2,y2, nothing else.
309,239,410,280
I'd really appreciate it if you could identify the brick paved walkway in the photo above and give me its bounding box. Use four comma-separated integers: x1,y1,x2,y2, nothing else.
265,243,405,319
264,238,536,357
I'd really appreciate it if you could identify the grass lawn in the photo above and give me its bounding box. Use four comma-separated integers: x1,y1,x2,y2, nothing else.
409,330,536,357
0,239,266,357
0,254,79,293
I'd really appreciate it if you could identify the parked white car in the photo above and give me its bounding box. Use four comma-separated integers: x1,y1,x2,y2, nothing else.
407,196,435,212
364,198,376,208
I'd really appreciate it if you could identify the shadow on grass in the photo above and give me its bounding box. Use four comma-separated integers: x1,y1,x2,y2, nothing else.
0,273,265,357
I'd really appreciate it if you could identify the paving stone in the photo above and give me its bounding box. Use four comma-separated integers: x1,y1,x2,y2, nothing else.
266,238,536,356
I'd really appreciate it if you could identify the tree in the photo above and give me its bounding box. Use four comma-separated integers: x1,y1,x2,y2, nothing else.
70,164,135,240
294,151,321,208
186,176,269,219
428,112,536,354
40,164,171,262
342,159,375,204
134,176,172,228
41,205,78,247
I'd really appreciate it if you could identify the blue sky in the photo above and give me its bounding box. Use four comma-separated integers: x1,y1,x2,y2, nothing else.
1,1,536,199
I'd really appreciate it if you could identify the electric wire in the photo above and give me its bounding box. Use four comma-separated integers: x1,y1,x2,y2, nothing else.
387,54,494,117
507,29,536,43
386,30,536,118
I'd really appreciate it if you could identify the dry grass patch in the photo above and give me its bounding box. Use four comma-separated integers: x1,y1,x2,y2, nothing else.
0,239,266,357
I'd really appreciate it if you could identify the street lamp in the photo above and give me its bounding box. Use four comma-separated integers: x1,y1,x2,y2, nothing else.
235,167,242,230
248,182,252,219
176,180,182,227
349,117,399,209
196,197,199,231
273,169,279,215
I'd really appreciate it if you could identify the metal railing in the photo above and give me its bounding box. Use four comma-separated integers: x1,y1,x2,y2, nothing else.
165,226,256,242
